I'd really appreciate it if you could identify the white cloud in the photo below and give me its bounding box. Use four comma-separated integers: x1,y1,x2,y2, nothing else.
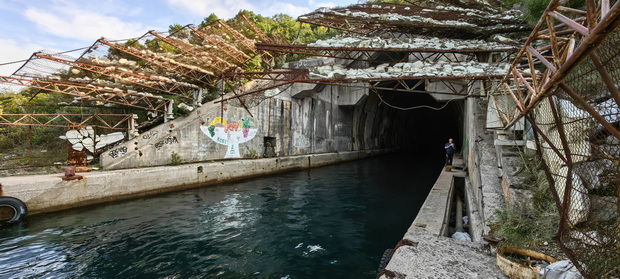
166,0,256,20
0,39,42,77
263,2,312,17
165,0,348,20
320,2,346,8
308,0,344,8
23,4,152,43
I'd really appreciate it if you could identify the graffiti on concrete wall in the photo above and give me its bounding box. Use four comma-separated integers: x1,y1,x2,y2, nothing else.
109,146,127,158
292,131,310,148
141,130,158,141
154,136,179,150
200,117,257,158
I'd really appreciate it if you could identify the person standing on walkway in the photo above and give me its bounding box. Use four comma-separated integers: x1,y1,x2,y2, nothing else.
445,138,456,166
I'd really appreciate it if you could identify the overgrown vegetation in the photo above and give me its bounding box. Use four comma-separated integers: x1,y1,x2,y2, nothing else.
500,0,586,26
233,10,339,63
0,88,145,171
244,147,259,159
490,150,563,258
170,152,183,165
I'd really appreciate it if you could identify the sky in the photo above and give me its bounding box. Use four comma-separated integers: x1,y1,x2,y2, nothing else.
0,0,354,76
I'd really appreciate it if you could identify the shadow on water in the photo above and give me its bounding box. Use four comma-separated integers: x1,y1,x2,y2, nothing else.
0,151,444,279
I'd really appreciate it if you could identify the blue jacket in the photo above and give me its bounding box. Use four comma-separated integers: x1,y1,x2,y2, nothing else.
445,142,456,154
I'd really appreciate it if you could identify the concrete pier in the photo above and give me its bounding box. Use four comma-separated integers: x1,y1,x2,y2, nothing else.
378,158,507,278
0,150,385,215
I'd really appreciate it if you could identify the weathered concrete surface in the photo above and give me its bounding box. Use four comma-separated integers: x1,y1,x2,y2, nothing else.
381,234,505,279
99,58,378,170
380,161,507,278
466,97,505,239
405,165,456,238
0,150,386,215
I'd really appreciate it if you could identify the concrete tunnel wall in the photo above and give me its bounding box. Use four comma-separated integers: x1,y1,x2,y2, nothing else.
100,77,464,170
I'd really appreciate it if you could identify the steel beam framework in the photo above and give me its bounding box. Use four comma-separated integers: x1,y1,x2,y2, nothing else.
186,25,252,65
0,114,135,130
205,20,258,54
217,68,502,103
0,76,171,112
97,39,214,86
496,0,620,140
239,14,276,44
256,43,516,64
34,53,197,99
493,1,620,277
297,3,528,38
148,31,237,73
204,19,275,65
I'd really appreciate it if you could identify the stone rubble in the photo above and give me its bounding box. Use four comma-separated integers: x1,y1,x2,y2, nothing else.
309,60,510,80
308,35,519,50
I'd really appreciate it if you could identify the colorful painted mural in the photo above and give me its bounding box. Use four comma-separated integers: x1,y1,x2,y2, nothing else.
200,117,257,158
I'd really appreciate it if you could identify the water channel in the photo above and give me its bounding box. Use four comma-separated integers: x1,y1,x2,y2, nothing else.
0,152,443,278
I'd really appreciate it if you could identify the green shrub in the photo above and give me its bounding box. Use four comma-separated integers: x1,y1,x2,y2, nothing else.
491,151,560,249
170,152,183,165
492,200,559,247
245,148,258,159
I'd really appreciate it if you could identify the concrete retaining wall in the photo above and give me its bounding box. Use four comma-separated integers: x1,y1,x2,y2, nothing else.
99,70,374,170
0,150,387,215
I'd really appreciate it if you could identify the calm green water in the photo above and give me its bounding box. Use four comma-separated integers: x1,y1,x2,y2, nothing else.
0,153,442,278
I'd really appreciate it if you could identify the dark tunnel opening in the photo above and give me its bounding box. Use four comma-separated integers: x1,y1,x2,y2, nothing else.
375,87,464,164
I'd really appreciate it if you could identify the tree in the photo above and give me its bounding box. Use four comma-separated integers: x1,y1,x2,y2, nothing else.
501,0,585,26
200,13,219,27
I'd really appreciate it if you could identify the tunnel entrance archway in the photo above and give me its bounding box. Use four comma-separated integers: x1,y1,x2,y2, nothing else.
370,87,464,161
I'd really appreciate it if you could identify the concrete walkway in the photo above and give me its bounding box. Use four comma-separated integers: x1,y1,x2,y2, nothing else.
378,162,507,279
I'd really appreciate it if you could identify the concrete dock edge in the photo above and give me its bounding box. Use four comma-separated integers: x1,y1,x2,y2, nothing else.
0,150,387,215
378,158,507,278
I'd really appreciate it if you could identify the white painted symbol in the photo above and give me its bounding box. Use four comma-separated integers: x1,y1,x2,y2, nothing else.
200,118,257,158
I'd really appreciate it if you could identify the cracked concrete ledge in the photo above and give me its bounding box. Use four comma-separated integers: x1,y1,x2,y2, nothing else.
379,158,507,279
379,233,505,279
0,150,388,215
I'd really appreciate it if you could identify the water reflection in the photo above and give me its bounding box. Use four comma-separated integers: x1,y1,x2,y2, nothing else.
0,153,442,278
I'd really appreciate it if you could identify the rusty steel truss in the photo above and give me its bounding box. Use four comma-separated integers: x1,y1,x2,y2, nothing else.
1,13,279,103
256,42,518,64
148,31,238,73
493,0,620,278
186,25,252,65
34,53,198,99
207,19,275,65
495,0,620,136
0,114,135,131
0,76,171,112
297,2,527,39
97,38,215,86
203,20,258,54
216,68,504,105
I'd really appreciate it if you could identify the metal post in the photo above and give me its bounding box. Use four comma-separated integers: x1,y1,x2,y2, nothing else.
29,122,33,167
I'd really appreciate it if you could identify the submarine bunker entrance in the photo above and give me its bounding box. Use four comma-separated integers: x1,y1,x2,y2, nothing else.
370,82,465,159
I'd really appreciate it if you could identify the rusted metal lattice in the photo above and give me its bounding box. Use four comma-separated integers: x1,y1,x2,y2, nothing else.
256,42,518,64
297,2,527,39
494,0,620,277
0,76,171,112
0,114,135,130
